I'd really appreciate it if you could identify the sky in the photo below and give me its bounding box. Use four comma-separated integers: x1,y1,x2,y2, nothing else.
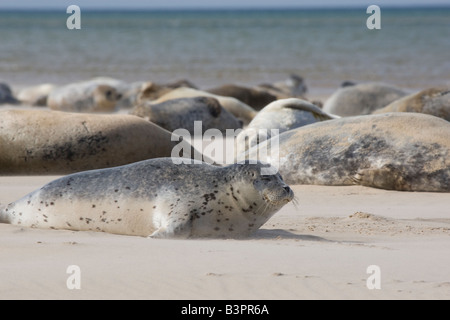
0,0,449,10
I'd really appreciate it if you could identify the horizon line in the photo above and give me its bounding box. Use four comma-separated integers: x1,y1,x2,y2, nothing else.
1,4,450,11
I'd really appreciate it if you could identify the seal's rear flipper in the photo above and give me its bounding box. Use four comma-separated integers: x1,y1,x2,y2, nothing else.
0,205,12,224
353,165,408,191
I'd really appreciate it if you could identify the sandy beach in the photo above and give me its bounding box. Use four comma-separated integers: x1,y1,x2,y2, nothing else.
1,175,449,300
1,6,450,302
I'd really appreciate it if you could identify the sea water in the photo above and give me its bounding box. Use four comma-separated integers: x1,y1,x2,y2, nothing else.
0,7,449,95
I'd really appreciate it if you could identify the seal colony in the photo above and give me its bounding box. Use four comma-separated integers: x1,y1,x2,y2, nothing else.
0,158,294,238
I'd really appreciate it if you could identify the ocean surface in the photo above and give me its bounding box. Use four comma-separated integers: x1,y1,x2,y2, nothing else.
1,7,449,95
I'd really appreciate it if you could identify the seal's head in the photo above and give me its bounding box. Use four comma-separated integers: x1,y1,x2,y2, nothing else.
94,85,121,112
232,160,294,211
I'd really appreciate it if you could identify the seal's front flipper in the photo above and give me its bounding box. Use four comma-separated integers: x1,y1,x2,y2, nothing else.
147,221,192,239
148,227,171,239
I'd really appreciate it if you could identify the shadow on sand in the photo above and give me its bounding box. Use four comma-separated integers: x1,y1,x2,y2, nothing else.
251,229,334,242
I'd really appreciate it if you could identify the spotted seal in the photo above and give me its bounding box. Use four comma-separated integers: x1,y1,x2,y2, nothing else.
0,158,294,238
246,113,450,192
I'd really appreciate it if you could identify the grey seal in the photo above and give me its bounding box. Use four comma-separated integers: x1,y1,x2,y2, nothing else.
373,87,450,121
0,158,294,238
151,87,257,125
257,74,308,98
0,109,206,175
323,82,407,116
206,84,278,110
236,98,339,155
130,96,243,134
246,113,450,192
0,83,19,105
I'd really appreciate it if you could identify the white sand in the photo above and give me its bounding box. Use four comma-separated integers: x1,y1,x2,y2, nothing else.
1,175,449,300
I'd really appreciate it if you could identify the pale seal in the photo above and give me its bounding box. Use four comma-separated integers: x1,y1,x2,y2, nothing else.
323,82,407,117
16,83,56,106
235,98,339,155
130,96,243,134
247,113,450,192
373,87,450,121
151,87,257,125
0,109,206,175
88,77,145,109
136,79,198,102
0,158,294,238
47,80,122,113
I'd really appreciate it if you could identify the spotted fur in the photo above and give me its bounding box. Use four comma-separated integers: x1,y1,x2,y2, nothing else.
0,158,293,238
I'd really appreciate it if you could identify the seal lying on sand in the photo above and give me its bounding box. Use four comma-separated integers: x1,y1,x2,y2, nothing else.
136,79,198,102
47,80,122,113
235,98,339,155
0,83,19,105
151,87,257,125
16,83,56,106
206,84,279,110
0,109,206,175
373,87,450,121
323,82,407,117
257,74,308,98
130,96,243,134
246,113,450,192
0,158,294,238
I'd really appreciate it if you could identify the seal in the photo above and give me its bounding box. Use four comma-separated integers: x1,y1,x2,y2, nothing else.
130,96,243,134
206,84,278,110
88,77,146,109
136,79,199,102
322,82,407,117
47,80,122,113
257,74,308,98
235,98,339,155
373,86,450,121
0,109,207,175
151,87,257,125
0,82,19,105
16,83,56,106
247,113,450,192
0,158,294,238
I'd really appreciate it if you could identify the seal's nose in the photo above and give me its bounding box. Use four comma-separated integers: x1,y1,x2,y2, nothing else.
283,185,294,200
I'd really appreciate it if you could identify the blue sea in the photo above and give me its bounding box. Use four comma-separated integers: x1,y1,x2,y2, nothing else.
1,7,449,95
